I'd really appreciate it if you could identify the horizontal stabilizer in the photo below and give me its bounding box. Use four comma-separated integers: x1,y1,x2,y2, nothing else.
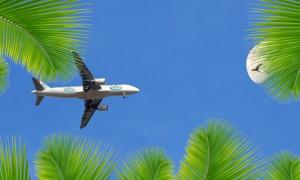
35,96,44,106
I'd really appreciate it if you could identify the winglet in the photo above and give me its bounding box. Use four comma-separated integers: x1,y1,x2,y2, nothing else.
72,51,85,70
71,51,82,63
80,120,87,129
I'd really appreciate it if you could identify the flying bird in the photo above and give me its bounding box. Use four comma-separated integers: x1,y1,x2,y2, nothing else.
251,63,263,72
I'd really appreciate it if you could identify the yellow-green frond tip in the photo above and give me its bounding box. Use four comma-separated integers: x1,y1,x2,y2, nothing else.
117,148,174,180
265,151,300,179
177,119,265,179
0,137,30,180
250,0,300,102
0,0,91,83
35,133,115,180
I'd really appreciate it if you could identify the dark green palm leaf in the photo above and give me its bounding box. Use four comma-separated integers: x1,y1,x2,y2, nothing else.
0,137,30,180
35,133,115,180
0,56,8,92
265,151,300,179
0,0,90,91
177,120,264,179
117,148,174,180
250,0,300,101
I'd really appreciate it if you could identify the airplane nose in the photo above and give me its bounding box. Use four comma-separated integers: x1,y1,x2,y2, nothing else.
124,85,139,95
31,90,37,94
130,86,139,93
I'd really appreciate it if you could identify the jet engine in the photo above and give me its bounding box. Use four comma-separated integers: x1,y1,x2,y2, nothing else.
92,78,106,85
98,104,108,111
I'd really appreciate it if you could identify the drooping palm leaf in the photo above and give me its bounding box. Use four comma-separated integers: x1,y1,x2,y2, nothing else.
0,137,30,180
177,120,264,179
35,133,115,180
116,148,174,180
0,0,90,91
250,0,300,101
0,56,8,92
264,151,300,179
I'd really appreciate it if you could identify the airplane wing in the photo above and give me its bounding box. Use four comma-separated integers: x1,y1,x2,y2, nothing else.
80,99,102,129
72,51,100,91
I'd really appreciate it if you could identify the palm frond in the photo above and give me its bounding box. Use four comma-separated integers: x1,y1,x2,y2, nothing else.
0,56,8,92
116,148,174,180
0,0,90,85
250,0,300,101
265,151,300,179
176,120,264,179
35,133,115,180
0,137,30,180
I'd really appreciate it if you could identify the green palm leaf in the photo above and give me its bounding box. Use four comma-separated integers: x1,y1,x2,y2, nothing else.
116,148,174,180
0,137,30,180
250,0,300,101
177,120,264,179
0,56,8,92
0,0,90,91
35,133,115,180
265,151,300,179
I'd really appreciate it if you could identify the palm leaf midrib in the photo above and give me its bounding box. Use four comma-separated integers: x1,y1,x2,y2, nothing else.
0,15,54,69
152,159,163,180
203,129,210,180
44,150,65,179
290,159,294,179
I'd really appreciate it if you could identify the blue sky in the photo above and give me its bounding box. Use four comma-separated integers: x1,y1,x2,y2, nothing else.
1,0,300,177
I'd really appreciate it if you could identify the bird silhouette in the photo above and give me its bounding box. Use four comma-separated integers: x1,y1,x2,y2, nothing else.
252,63,263,72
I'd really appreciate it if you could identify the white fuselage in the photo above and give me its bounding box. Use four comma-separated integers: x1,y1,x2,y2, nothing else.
32,84,139,99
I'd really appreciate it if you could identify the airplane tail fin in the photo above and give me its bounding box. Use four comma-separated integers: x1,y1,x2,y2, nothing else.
32,77,49,106
32,77,49,90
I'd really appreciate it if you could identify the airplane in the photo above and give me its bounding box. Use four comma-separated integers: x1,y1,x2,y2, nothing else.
31,51,139,129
